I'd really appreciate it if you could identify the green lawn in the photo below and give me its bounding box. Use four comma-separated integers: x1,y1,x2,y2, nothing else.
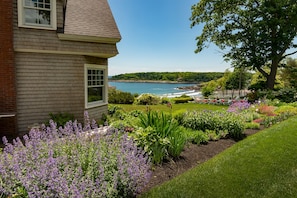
109,103,227,113
141,116,297,198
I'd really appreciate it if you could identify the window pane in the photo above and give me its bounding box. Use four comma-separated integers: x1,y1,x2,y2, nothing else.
88,87,103,102
24,8,50,25
39,10,50,25
45,3,50,9
24,8,38,24
25,0,37,7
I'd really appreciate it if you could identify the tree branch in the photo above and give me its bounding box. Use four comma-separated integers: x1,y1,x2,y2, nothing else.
282,50,297,59
256,66,269,78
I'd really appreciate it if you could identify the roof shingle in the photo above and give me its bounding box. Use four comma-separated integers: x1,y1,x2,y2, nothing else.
64,0,121,41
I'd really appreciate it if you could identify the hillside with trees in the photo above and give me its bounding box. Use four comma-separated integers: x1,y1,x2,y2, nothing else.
109,72,224,83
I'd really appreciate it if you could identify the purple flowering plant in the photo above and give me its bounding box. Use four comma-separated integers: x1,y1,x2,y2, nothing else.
227,101,251,113
0,112,151,198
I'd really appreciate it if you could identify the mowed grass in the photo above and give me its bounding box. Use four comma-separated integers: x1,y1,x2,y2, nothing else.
109,103,227,113
141,116,297,198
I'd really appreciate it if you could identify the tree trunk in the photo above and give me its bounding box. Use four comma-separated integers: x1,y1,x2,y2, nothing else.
266,59,278,90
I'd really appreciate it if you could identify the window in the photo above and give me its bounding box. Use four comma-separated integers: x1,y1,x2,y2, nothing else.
18,0,57,30
85,64,108,108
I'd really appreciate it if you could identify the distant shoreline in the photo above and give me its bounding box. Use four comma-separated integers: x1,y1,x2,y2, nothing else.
108,79,198,84
109,80,201,91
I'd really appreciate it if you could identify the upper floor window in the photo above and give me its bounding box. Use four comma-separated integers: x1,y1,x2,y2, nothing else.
18,0,57,30
84,64,108,109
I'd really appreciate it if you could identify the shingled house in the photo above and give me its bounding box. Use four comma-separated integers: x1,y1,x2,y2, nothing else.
0,0,121,138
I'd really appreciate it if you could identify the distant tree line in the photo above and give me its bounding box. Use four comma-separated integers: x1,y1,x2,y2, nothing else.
109,72,224,83
200,57,297,103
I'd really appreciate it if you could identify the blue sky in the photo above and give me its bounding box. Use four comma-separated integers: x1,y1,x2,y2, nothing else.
107,0,231,76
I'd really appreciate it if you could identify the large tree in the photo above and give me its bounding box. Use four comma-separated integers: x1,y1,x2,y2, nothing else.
191,0,297,89
280,58,297,89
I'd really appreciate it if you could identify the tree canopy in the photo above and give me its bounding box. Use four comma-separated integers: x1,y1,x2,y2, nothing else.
110,72,224,83
191,0,297,89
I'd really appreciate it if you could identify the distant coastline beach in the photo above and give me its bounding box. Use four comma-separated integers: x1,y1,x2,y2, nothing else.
108,79,198,84
108,81,201,97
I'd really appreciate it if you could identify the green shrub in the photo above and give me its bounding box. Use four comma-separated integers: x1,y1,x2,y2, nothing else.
108,108,142,132
289,101,297,107
173,111,186,125
112,109,127,120
205,129,222,141
182,110,245,140
240,110,261,122
184,129,209,144
246,91,259,103
266,99,285,107
274,105,297,115
160,97,171,105
244,122,260,129
274,87,297,103
263,112,296,127
47,112,74,127
133,94,161,105
108,105,122,116
108,87,137,104
172,97,194,104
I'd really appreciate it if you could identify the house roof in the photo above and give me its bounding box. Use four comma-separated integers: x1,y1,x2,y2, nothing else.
63,0,121,43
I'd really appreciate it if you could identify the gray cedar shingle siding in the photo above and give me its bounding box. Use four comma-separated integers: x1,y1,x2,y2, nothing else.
15,53,107,132
64,0,121,40
12,0,120,133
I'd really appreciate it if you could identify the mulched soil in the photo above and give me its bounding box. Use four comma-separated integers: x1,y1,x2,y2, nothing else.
140,126,265,194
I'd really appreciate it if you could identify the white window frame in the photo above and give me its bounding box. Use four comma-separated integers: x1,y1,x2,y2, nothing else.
84,64,108,109
18,0,57,30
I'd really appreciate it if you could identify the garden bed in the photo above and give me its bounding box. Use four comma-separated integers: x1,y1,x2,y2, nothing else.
140,127,264,194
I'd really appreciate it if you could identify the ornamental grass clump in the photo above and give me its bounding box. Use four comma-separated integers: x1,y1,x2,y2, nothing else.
0,112,151,198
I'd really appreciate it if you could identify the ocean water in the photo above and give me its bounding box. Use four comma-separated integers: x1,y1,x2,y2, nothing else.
108,82,201,97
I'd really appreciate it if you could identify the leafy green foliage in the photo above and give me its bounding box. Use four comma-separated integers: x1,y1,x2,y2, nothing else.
275,105,297,115
263,111,296,127
108,87,137,104
107,106,140,132
131,111,187,164
280,58,297,89
141,117,297,198
133,94,161,105
191,0,297,89
47,112,74,127
172,94,194,104
131,127,171,164
183,128,209,145
273,87,297,103
244,122,260,130
110,72,224,83
182,110,245,140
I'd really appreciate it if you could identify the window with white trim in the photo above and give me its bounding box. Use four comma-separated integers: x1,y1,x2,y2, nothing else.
85,64,108,108
18,0,57,30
